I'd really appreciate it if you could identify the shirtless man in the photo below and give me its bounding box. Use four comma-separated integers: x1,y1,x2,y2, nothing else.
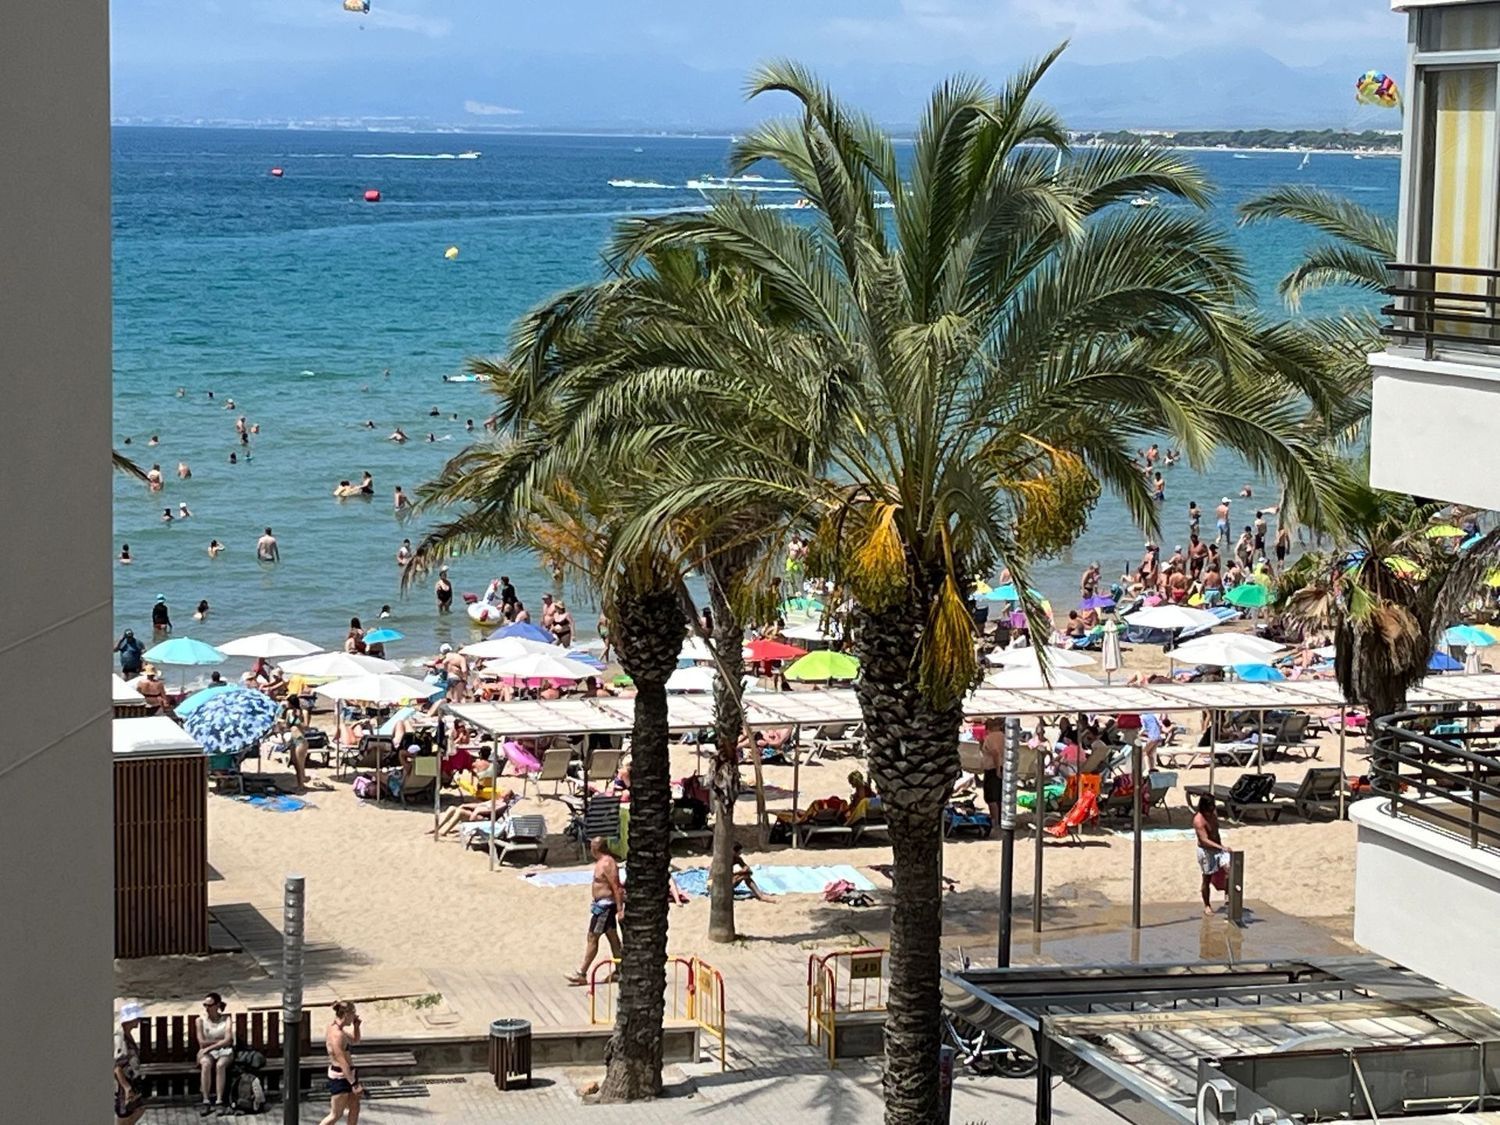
393,486,410,513
396,539,412,567
177,461,192,480
256,527,280,563
1187,533,1208,580
979,724,1007,833
1215,497,1231,545
540,593,557,632
1193,794,1230,915
437,644,469,702
569,838,624,985
146,464,163,492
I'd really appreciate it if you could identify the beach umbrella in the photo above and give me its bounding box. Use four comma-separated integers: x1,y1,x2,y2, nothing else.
282,651,400,678
1428,651,1463,673
1444,624,1497,648
461,636,555,660
1312,644,1338,660
361,628,404,645
1079,594,1116,611
489,652,602,682
1231,663,1285,683
678,636,715,663
982,583,1042,604
1102,619,1123,683
314,674,443,703
782,620,842,643
180,687,280,754
493,621,557,644
972,581,992,596
744,638,808,662
174,681,236,716
1487,571,1500,589
985,664,1101,689
1425,524,1465,538
666,665,716,693
784,650,860,681
144,637,227,667
217,632,322,660
376,706,417,736
1123,605,1219,632
565,650,607,670
780,596,824,614
987,645,1095,669
1224,583,1274,609
1171,634,1286,667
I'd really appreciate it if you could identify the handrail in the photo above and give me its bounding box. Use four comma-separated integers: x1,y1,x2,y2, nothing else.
1382,263,1500,357
806,947,889,1068
1370,708,1500,851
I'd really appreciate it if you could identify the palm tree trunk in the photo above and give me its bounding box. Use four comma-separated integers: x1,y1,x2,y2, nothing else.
852,601,965,1125
598,583,682,1103
707,577,745,943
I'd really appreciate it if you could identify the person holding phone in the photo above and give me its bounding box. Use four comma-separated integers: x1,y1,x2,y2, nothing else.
320,1001,363,1124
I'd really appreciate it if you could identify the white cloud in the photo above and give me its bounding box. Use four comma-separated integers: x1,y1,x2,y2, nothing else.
464,100,522,116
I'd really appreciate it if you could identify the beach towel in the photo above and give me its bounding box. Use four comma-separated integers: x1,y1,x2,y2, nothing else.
241,794,312,813
521,867,627,888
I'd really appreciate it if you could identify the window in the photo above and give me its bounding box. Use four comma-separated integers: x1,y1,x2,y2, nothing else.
1420,3,1500,52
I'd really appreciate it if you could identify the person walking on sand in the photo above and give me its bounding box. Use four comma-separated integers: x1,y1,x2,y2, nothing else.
568,837,624,985
319,1001,363,1125
1193,794,1230,916
256,527,280,563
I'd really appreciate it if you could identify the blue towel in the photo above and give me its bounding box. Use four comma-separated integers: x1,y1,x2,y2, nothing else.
673,864,874,897
242,794,312,813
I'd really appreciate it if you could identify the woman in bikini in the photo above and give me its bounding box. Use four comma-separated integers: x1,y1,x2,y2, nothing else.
319,1001,362,1125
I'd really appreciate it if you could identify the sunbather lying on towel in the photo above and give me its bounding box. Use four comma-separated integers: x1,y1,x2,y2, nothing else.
430,790,518,837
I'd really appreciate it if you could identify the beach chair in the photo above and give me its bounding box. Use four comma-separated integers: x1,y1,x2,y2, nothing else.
669,801,713,850
529,746,574,798
567,794,622,858
397,755,439,808
464,813,550,866
1184,773,1282,822
1272,768,1350,819
944,800,993,838
206,751,245,795
1045,790,1100,844
808,724,863,762
957,741,987,775
567,748,622,795
848,798,888,846
1270,713,1316,760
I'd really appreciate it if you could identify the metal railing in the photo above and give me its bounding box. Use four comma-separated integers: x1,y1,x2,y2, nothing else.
1370,707,1500,851
806,946,889,1068
1383,262,1500,358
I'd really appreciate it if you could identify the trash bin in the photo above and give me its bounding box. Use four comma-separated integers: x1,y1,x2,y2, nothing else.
488,1018,532,1090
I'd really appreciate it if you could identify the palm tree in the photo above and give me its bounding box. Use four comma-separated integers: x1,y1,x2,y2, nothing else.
408,433,685,1102
113,450,148,481
494,52,1344,1123
1279,466,1499,733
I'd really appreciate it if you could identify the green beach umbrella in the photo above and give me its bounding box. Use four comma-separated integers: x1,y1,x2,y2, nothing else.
1425,524,1465,538
784,650,860,682
780,596,824,614
1225,583,1274,609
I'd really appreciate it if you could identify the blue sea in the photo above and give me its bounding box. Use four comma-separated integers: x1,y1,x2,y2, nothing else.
111,129,1397,664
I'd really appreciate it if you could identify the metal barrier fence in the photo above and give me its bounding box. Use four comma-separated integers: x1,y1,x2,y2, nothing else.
806,946,888,1068
1372,708,1500,851
588,954,727,1070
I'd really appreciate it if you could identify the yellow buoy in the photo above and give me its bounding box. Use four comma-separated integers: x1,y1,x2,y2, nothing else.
444,246,459,260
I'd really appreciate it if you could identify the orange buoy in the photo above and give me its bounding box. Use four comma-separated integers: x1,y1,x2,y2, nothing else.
363,189,381,203
270,167,284,177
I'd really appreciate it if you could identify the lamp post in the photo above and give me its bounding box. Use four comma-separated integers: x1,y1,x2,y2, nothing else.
282,874,305,1125
997,718,1020,967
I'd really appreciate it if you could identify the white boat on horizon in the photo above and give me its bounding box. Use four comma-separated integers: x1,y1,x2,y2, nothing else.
1129,193,1158,209
458,150,481,160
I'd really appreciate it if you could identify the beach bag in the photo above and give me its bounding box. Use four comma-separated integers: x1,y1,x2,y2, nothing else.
823,879,874,907
233,1072,266,1113
352,775,377,800
303,728,328,750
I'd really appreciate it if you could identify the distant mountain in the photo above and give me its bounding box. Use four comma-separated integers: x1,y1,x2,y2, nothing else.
112,46,1403,133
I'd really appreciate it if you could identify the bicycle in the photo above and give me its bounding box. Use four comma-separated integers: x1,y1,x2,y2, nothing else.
943,947,1038,1079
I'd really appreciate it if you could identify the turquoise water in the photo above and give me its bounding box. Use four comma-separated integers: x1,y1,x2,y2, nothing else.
112,129,1397,660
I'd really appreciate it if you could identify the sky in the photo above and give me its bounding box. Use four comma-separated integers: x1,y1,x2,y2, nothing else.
110,0,1406,129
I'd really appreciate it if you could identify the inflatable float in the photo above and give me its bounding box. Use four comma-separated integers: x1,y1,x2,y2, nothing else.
467,600,506,628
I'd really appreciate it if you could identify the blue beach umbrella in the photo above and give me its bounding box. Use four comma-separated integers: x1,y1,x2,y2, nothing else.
1428,651,1464,673
494,621,556,644
1443,624,1496,649
144,637,226,666
1079,594,1116,611
566,650,607,670
1231,663,1285,682
181,687,280,754
983,583,1042,604
175,682,235,716
362,628,404,645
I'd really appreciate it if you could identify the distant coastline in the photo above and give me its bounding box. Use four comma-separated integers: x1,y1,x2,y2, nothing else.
1072,127,1401,155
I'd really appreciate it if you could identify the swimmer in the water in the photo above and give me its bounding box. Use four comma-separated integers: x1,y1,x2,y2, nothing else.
394,486,410,512
207,390,214,400
225,398,236,410
119,544,132,565
396,538,412,566
239,430,249,447
176,387,185,398
177,461,191,479
364,420,376,430
427,433,436,443
383,368,390,379
228,452,238,464
123,436,133,445
390,428,408,444
359,472,374,495
161,508,173,523
379,604,393,618
208,539,223,558
250,423,260,434
177,502,192,519
465,419,474,432
333,479,359,499
147,435,159,447
194,599,210,622
428,407,440,417
1240,485,1253,499
146,464,163,491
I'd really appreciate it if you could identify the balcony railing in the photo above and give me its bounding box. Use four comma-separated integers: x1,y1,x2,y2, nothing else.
1383,262,1500,359
1371,707,1500,851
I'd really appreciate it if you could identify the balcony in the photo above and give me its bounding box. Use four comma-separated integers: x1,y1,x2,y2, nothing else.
1351,710,1500,1008
1369,264,1500,508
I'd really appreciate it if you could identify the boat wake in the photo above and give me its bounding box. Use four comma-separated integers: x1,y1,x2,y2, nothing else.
353,152,479,160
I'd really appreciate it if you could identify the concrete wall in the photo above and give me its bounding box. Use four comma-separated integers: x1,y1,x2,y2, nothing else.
1351,801,1500,1008
1369,352,1500,510
0,1,114,1118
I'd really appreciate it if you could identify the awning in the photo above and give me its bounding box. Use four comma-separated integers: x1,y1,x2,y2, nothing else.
112,716,204,758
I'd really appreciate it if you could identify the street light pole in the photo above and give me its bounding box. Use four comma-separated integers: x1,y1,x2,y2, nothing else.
997,718,1020,967
282,874,305,1125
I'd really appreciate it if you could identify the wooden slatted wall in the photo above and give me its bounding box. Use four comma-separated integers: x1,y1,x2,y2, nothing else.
115,755,208,957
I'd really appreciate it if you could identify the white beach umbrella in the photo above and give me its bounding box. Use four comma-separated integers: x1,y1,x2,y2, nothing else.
782,621,842,643
313,674,441,704
1102,619,1123,683
985,665,1102,689
490,652,602,682
678,636,715,663
217,632,324,660
1171,634,1286,667
987,645,1095,669
460,636,557,661
1123,605,1220,632
666,665,717,693
281,651,400,678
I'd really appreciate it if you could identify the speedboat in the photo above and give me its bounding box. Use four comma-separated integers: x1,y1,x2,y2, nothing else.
458,150,481,160
442,372,490,384
1128,194,1158,209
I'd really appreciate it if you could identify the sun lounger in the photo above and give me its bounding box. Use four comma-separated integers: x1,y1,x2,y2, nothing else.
463,813,550,865
568,748,622,795
1272,767,1350,819
397,756,438,807
944,801,992,838
529,746,574,798
848,799,888,845
1184,773,1282,822
566,794,622,858
808,723,864,762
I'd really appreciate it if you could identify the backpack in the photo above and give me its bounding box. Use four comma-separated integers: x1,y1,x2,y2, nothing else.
823,879,874,907
353,775,377,799
233,1072,266,1113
